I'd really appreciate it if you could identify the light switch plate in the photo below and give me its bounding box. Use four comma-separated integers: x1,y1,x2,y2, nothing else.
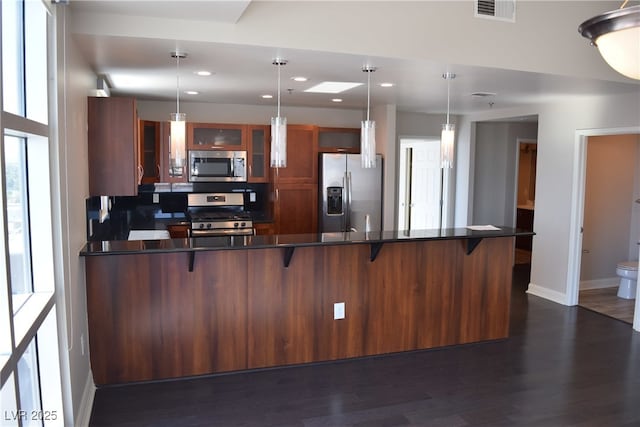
153,193,160,203
334,302,345,320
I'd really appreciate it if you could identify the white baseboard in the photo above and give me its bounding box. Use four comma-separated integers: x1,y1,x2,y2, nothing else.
75,370,95,427
526,283,570,306
579,277,619,290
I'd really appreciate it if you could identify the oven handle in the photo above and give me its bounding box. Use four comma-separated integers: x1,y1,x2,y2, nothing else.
190,228,255,237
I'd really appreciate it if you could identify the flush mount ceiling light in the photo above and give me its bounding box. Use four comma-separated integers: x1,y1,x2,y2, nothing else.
379,82,394,88
271,58,288,168
361,65,377,169
169,51,187,177
304,81,363,94
579,2,640,80
441,72,456,169
195,70,212,76
291,76,308,82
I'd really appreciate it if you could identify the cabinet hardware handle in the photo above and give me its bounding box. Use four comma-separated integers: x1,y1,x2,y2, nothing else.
249,164,252,177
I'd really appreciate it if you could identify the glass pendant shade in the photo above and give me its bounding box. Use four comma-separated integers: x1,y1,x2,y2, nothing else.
579,5,640,80
271,116,287,168
169,112,186,176
595,26,640,79
361,120,376,168
441,123,455,169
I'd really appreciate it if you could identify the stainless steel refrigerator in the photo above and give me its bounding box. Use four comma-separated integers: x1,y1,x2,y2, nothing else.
319,153,383,233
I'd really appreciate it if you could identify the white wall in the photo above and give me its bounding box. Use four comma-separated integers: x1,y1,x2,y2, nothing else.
458,93,640,304
581,135,639,282
55,7,94,425
472,121,538,226
372,104,397,230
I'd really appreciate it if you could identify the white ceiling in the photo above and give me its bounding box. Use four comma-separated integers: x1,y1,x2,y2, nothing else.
70,1,640,117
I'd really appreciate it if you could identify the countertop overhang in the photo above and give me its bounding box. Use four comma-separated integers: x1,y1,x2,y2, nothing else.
80,227,534,257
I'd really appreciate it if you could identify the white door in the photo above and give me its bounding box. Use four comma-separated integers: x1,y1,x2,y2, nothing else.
398,139,442,231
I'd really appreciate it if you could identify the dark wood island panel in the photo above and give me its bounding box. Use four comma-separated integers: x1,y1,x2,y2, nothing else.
85,236,514,385
86,251,248,385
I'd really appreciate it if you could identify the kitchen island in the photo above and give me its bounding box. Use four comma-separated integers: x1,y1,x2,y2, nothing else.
80,227,532,385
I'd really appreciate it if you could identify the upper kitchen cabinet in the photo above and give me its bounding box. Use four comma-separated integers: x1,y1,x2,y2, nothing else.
138,120,160,184
247,125,270,183
88,96,139,196
273,125,318,184
187,123,247,150
317,127,360,153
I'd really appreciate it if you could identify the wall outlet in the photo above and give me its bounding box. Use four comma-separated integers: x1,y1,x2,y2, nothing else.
80,334,85,356
153,193,160,203
334,302,345,320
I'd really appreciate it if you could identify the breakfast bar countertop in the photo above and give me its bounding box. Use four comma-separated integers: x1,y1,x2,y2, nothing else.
79,226,534,256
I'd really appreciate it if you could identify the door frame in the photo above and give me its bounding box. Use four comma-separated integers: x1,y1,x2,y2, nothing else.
567,126,640,331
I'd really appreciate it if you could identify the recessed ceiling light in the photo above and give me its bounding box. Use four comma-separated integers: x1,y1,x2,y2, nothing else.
304,81,363,94
379,82,394,88
291,76,308,82
331,98,343,103
185,91,199,95
195,71,212,76
261,94,273,99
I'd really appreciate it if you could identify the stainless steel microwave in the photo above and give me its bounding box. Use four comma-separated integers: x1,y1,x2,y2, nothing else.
188,150,247,182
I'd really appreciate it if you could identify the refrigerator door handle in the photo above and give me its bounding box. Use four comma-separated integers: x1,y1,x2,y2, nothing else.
347,171,353,232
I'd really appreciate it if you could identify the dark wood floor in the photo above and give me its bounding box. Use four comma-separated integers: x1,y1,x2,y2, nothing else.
89,265,640,427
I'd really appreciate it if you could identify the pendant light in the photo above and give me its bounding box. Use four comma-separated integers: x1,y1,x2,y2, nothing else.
169,51,187,176
441,72,456,169
578,2,640,80
361,65,377,169
271,58,288,168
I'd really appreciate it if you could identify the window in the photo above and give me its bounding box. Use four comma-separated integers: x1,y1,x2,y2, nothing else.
1,0,63,425
5,136,33,314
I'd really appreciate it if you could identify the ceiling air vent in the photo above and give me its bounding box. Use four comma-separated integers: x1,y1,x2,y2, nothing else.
475,0,516,22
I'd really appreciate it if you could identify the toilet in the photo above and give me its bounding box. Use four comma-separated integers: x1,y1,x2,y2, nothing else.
616,261,638,299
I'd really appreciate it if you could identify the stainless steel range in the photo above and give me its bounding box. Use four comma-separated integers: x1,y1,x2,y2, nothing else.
187,193,254,236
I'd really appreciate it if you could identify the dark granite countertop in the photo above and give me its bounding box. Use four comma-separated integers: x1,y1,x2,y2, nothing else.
80,226,534,256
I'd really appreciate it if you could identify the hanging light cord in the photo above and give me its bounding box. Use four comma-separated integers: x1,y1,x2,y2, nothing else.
277,62,281,118
366,69,371,121
446,76,450,125
176,54,180,115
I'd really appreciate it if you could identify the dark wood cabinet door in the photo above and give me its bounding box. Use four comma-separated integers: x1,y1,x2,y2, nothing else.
247,125,270,183
138,120,160,184
88,96,139,196
275,183,318,235
273,125,317,183
317,127,360,153
187,123,246,150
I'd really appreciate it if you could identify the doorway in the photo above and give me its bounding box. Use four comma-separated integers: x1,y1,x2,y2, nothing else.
397,138,442,231
576,134,639,324
514,139,537,265
567,127,640,331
